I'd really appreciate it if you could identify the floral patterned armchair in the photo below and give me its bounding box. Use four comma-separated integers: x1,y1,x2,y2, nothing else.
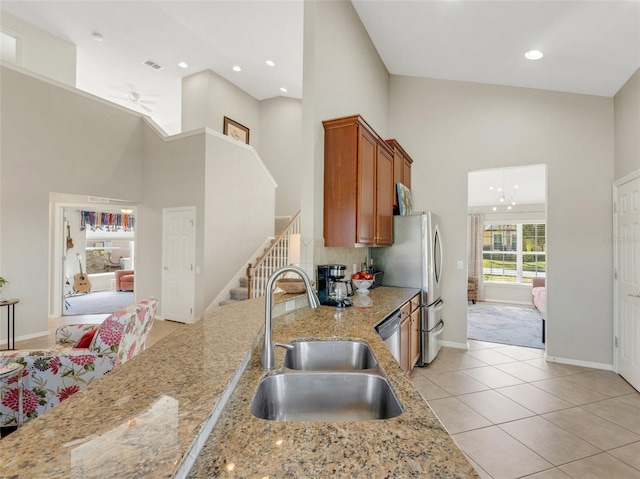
0,299,158,427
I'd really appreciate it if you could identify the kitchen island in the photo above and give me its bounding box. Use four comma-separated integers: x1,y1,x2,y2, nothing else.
0,287,478,478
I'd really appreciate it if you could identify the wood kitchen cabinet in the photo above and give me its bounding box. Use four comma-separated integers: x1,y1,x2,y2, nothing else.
323,115,394,247
386,139,413,213
400,314,411,372
400,293,421,372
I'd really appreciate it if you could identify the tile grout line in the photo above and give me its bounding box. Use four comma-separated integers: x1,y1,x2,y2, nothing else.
417,341,640,478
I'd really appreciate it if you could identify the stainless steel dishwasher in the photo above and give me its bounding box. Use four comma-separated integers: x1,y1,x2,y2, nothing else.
375,310,401,364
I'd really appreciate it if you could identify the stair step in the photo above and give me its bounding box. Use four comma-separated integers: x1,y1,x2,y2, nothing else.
230,287,248,300
219,299,243,306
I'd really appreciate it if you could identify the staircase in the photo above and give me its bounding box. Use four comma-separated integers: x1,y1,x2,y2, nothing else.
218,276,249,306
218,213,300,306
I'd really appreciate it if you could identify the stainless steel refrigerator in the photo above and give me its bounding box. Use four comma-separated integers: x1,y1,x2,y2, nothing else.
370,212,444,365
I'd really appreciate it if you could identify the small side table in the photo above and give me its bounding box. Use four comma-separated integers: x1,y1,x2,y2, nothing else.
0,299,19,350
0,362,25,427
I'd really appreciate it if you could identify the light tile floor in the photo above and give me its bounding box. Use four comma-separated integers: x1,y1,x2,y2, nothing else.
412,340,640,479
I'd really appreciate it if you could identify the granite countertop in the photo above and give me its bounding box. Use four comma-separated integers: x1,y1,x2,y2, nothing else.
187,288,478,478
0,287,478,479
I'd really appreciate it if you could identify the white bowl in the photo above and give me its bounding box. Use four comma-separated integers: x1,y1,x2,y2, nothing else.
352,279,373,293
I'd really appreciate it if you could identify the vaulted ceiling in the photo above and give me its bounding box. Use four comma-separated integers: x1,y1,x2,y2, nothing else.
2,1,639,136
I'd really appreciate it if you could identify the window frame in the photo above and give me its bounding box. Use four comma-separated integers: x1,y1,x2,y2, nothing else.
483,222,546,284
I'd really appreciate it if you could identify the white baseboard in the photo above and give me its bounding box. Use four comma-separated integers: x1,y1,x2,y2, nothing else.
544,353,613,371
482,298,533,306
439,340,469,351
0,330,49,346
440,338,613,371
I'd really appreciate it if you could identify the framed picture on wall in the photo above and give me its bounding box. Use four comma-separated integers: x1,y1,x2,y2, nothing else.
397,183,413,215
223,116,250,144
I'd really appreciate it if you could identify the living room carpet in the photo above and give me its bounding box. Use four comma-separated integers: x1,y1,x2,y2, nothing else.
467,302,545,350
65,291,134,316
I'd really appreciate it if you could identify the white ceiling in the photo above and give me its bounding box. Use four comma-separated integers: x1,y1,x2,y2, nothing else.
1,0,305,133
468,164,546,208
353,0,640,97
2,1,639,134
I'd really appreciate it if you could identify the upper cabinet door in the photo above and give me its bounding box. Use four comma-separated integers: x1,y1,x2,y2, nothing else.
376,143,393,245
403,155,412,191
357,127,377,245
386,139,413,214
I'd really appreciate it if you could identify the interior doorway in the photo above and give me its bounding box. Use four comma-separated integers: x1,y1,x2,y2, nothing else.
467,165,547,349
161,207,196,323
59,203,136,317
614,172,640,392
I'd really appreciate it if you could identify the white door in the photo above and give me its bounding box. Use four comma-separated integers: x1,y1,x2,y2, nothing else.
615,175,640,392
162,207,196,323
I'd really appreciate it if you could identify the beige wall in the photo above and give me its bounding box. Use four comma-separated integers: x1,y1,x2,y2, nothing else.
203,132,276,308
181,69,261,151
259,97,302,217
1,65,144,337
301,0,390,277
614,67,640,180
390,76,615,366
0,10,76,86
139,128,206,317
1,65,277,337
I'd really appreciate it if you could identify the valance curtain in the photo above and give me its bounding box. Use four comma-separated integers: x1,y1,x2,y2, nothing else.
467,213,485,302
80,210,135,231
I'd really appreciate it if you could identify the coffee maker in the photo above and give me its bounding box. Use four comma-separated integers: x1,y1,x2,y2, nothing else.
317,264,354,307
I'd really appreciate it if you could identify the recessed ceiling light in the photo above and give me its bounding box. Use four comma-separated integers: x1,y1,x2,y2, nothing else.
280,87,288,93
232,65,242,72
265,60,275,67
92,32,103,42
525,50,544,60
178,61,188,69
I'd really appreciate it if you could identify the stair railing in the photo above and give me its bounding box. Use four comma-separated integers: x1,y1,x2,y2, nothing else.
246,211,301,299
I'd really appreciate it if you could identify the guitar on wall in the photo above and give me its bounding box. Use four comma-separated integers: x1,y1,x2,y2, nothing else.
66,223,74,250
74,253,92,293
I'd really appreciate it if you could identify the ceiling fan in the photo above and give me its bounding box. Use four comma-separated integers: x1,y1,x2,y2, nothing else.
109,85,158,113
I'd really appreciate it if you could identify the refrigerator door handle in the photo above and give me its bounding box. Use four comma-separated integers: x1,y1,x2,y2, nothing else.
423,297,443,309
431,319,444,334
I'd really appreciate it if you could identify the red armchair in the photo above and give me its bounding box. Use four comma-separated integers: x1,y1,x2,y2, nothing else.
115,269,134,291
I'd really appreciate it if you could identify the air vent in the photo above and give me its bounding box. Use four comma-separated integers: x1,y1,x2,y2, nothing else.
142,59,163,71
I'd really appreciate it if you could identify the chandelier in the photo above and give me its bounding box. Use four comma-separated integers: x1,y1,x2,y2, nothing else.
489,182,518,211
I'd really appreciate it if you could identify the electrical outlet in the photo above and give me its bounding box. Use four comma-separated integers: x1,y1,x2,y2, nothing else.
457,261,464,270
285,300,295,312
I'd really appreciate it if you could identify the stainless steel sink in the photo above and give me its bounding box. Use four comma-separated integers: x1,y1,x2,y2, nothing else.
250,372,403,422
283,340,378,371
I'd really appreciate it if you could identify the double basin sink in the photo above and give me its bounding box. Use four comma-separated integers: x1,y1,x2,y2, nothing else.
250,340,403,422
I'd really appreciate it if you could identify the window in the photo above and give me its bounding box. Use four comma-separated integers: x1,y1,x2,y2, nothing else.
483,223,545,283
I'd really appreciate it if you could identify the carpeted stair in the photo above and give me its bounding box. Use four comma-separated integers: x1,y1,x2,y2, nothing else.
219,276,249,306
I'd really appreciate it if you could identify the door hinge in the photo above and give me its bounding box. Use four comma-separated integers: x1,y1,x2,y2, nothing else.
614,269,618,280
614,202,617,213
615,336,619,348
190,308,193,315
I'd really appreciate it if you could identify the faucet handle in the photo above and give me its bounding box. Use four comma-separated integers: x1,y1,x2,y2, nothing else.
275,342,294,351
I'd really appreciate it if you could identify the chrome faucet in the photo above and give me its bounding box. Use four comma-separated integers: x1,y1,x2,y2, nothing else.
261,265,320,370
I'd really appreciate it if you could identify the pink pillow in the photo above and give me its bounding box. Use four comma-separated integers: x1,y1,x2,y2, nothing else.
75,329,98,348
